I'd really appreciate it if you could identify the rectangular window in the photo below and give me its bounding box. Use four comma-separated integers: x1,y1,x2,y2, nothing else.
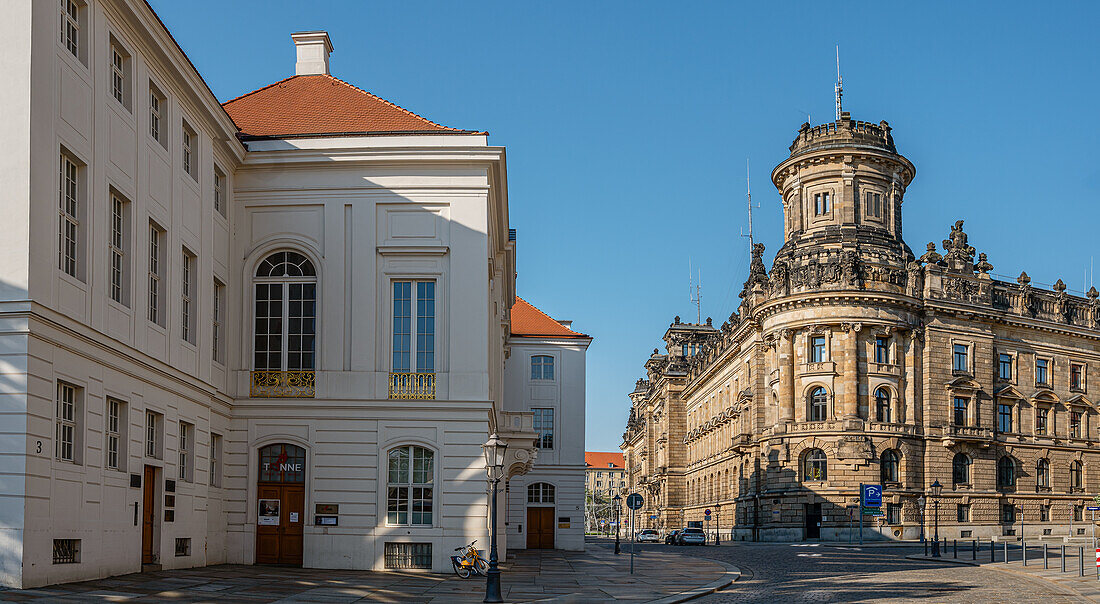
998,353,1013,381
52,539,80,564
178,421,192,481
59,152,81,278
533,407,554,449
953,397,968,427
956,504,970,523
810,336,826,363
392,281,434,373
209,433,221,487
145,410,162,459
149,85,164,144
105,397,125,471
181,249,194,344
55,382,79,462
148,222,164,325
61,0,81,59
875,337,889,364
813,192,831,216
886,503,900,525
213,279,225,363
531,355,555,380
1001,504,1016,523
108,192,128,305
1036,407,1048,435
1071,363,1084,391
1036,358,1049,386
213,167,226,217
952,344,969,373
174,538,191,557
1071,411,1082,438
997,403,1012,433
1040,505,1050,522
383,543,432,570
1074,505,1083,522
865,192,882,219
181,122,196,180
110,43,126,107
386,445,433,525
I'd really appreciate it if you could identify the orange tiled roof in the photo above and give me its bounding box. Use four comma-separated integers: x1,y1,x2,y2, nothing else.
585,452,625,470
510,297,588,339
222,74,482,138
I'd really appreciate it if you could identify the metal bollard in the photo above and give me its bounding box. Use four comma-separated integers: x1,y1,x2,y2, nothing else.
1044,543,1048,569
1003,540,1008,563
953,539,957,559
1062,545,1066,573
973,539,977,561
1023,540,1027,566
1080,547,1085,577
991,539,995,562
924,538,928,556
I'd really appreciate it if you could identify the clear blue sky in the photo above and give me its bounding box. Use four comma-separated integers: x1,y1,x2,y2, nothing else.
151,1,1100,453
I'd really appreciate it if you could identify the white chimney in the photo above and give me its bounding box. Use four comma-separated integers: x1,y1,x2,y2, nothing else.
292,31,333,76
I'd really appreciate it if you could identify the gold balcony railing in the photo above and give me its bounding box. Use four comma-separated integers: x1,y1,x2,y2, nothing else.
389,372,436,400
251,370,316,398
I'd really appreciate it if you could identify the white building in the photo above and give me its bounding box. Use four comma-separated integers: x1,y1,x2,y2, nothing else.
503,298,591,551
0,0,584,588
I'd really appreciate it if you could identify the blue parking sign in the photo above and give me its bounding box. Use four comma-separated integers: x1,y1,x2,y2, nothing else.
862,484,882,507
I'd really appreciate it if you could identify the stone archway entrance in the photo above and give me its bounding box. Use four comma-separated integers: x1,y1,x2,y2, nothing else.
255,443,306,566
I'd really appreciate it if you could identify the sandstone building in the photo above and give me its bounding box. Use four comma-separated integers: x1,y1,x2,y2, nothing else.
622,112,1100,542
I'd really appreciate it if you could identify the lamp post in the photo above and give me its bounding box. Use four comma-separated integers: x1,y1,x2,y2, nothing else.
613,494,622,555
481,434,508,603
714,503,722,545
930,480,943,558
917,495,926,543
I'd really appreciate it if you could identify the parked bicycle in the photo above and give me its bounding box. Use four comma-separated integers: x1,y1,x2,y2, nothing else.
451,540,489,578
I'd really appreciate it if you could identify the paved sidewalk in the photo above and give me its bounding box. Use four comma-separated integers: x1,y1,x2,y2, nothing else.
0,545,738,603
908,546,1100,602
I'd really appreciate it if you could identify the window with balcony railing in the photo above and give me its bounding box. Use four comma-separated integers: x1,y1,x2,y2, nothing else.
389,280,436,399
251,251,316,398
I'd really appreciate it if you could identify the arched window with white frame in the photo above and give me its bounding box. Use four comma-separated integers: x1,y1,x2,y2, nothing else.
387,445,434,525
253,251,316,372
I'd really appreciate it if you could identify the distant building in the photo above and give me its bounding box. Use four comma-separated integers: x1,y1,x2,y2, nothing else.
504,298,591,551
584,452,626,533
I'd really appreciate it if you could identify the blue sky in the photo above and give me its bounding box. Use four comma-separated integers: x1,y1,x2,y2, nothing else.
151,1,1100,453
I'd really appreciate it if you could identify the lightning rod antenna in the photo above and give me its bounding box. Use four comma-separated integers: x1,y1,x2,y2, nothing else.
835,44,843,120
740,159,758,253
689,260,702,324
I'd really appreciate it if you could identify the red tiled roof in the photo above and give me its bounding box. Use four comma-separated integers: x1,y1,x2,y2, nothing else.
510,297,588,339
585,452,625,470
222,74,481,138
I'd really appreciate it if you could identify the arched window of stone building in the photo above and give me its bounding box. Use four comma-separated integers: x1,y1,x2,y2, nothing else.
952,453,970,485
880,449,899,484
1071,460,1084,490
254,250,317,372
808,387,829,422
875,388,891,423
997,456,1016,489
803,448,827,482
1036,458,1050,489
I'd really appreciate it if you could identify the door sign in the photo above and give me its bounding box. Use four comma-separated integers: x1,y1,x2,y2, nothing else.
259,498,281,525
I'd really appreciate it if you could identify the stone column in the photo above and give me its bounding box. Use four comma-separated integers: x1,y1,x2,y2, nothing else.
903,328,917,424
841,323,861,419
778,330,795,424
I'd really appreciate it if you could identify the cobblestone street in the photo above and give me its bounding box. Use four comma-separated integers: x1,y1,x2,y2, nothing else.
597,540,1093,603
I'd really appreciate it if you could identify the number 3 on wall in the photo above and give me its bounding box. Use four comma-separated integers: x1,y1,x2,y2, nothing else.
35,441,41,454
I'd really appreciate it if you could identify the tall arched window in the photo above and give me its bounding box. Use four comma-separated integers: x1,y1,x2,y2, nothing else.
809,387,829,422
387,445,434,525
997,456,1016,489
254,251,316,371
528,482,555,504
804,448,827,481
875,388,891,423
880,449,899,484
953,453,970,485
1036,458,1050,489
1071,460,1083,490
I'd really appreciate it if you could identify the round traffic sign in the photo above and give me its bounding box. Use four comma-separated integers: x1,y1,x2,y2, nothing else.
704,508,711,516
626,493,644,510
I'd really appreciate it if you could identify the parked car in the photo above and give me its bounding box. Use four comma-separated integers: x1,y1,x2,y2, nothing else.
676,527,706,546
664,529,681,544
636,529,660,543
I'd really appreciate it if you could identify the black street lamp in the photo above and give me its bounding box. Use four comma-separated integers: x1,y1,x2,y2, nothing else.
482,434,508,603
917,495,926,544
930,480,943,558
714,503,721,546
613,494,622,555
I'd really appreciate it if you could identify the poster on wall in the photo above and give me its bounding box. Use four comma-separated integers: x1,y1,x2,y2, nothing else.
259,499,281,525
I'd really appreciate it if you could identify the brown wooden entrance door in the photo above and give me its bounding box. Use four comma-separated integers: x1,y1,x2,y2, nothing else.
255,484,305,565
526,507,555,549
141,465,156,564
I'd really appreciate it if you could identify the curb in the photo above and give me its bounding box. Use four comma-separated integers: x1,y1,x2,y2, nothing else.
907,554,1096,602
644,557,742,604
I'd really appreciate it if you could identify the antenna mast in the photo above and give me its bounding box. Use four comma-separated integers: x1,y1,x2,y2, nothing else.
835,45,843,120
740,159,758,252
689,260,702,324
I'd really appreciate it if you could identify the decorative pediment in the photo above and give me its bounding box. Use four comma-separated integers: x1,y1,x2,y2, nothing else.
1065,393,1094,408
994,385,1026,400
946,375,982,391
1031,389,1060,404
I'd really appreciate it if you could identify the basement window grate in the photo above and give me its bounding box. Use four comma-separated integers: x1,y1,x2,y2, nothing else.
53,539,80,564
384,542,432,569
175,538,191,557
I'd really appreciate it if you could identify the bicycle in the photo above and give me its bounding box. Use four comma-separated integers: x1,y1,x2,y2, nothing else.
451,540,489,578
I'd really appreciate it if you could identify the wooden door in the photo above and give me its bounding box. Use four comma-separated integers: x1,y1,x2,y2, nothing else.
805,503,821,539
527,507,555,549
141,466,156,564
255,484,305,566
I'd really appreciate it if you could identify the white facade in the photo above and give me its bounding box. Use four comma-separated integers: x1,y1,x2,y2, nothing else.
0,0,557,588
503,334,590,551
